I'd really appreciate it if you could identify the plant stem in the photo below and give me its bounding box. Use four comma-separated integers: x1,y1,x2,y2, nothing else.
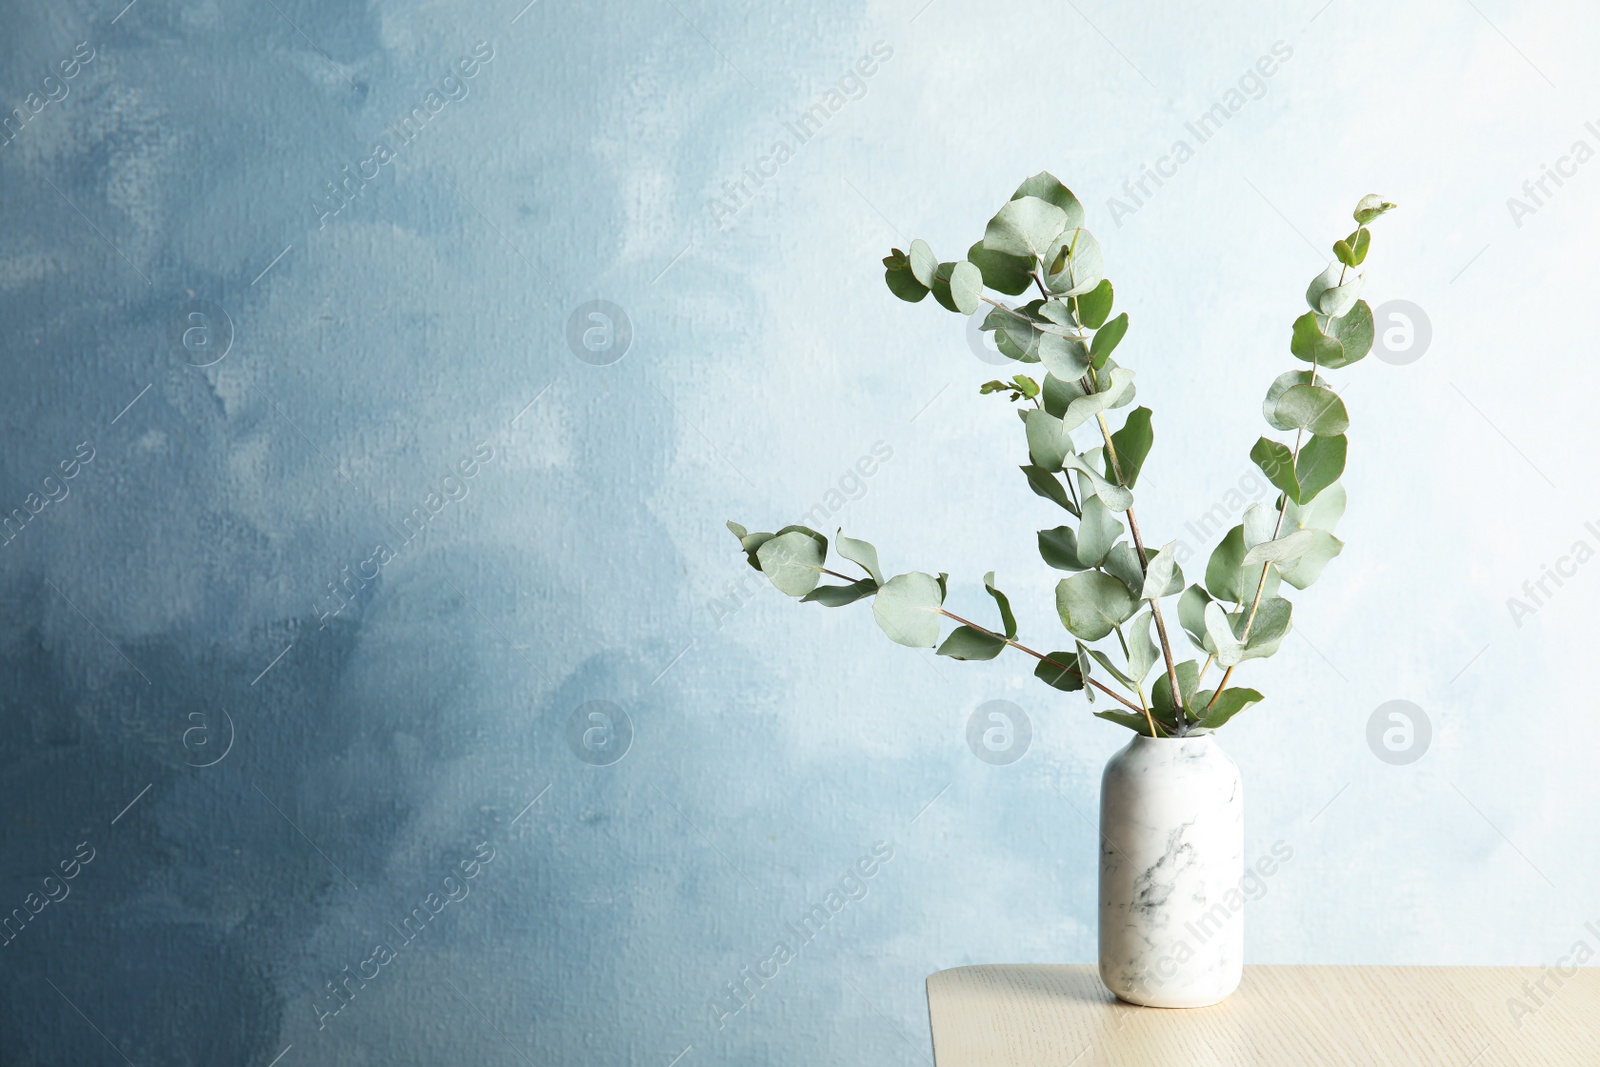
1094,408,1186,734
1203,345,1324,714
938,608,1149,718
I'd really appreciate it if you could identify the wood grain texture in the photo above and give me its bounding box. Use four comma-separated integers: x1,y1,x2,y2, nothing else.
926,965,1600,1065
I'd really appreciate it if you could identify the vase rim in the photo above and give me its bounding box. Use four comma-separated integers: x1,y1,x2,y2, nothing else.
1131,730,1215,742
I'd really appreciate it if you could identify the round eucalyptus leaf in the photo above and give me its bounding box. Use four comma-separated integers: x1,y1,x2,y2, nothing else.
1203,601,1244,667
1075,279,1114,329
1239,596,1293,659
1024,408,1072,471
1319,270,1366,318
756,530,825,597
1039,331,1092,380
1011,172,1086,229
1290,311,1343,365
1044,227,1104,296
1284,481,1346,533
1273,384,1349,435
1261,369,1327,430
1323,300,1374,368
1055,571,1135,641
1177,583,1214,654
1353,194,1396,224
983,195,1068,258
908,239,938,287
1038,526,1087,571
949,260,984,315
884,265,929,303
872,572,945,648
967,242,1034,296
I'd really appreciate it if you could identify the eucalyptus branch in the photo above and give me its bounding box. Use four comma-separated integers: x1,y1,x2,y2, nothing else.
1094,407,1186,732
938,608,1149,717
732,179,1395,741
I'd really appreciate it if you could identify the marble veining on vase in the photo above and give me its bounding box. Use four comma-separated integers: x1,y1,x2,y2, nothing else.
1099,733,1244,1007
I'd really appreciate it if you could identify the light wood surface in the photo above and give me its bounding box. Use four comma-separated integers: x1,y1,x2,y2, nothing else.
926,964,1600,1065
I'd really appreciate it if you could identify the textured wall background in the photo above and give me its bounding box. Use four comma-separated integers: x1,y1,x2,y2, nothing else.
1,0,1596,1063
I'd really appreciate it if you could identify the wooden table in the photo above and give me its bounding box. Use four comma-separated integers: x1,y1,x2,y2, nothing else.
926,964,1600,1065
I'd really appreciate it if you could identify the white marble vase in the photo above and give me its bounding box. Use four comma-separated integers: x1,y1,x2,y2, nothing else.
1098,733,1244,1007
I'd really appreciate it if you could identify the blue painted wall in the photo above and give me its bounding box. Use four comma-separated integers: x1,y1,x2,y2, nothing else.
2,1,1596,1063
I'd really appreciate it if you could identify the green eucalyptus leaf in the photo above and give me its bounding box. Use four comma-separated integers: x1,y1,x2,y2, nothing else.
1021,465,1078,515
1061,366,1137,432
1101,541,1142,598
884,261,930,303
948,260,984,315
1038,526,1088,571
1038,299,1076,327
1324,300,1374,368
1106,406,1152,488
1242,502,1276,552
984,195,1069,258
1274,384,1349,435
1093,710,1157,736
930,262,962,313
872,572,945,648
1353,194,1396,225
1244,529,1344,590
1090,312,1128,368
756,529,827,596
1192,686,1264,730
1284,481,1346,533
1306,264,1366,318
1075,493,1124,568
1024,409,1073,472
801,579,878,606
1140,541,1179,601
1065,452,1133,511
730,522,774,570
936,626,1006,661
1074,640,1097,703
1177,583,1213,653
983,302,1047,363
837,533,884,585
1290,311,1343,366
1142,545,1184,597
1035,650,1085,691
1039,331,1093,381
1203,524,1279,605
1056,571,1136,641
1012,172,1086,229
1124,610,1160,683
1043,228,1105,296
966,242,1034,296
1333,237,1357,269
984,571,1018,640
1238,596,1293,659
1250,437,1300,500
1242,528,1340,571
1262,370,1327,430
1075,279,1114,330
1041,372,1084,419
1203,600,1245,667
1152,658,1201,723
1295,434,1346,503
1088,647,1137,689
1205,526,1246,603
1349,227,1371,264
908,239,938,287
